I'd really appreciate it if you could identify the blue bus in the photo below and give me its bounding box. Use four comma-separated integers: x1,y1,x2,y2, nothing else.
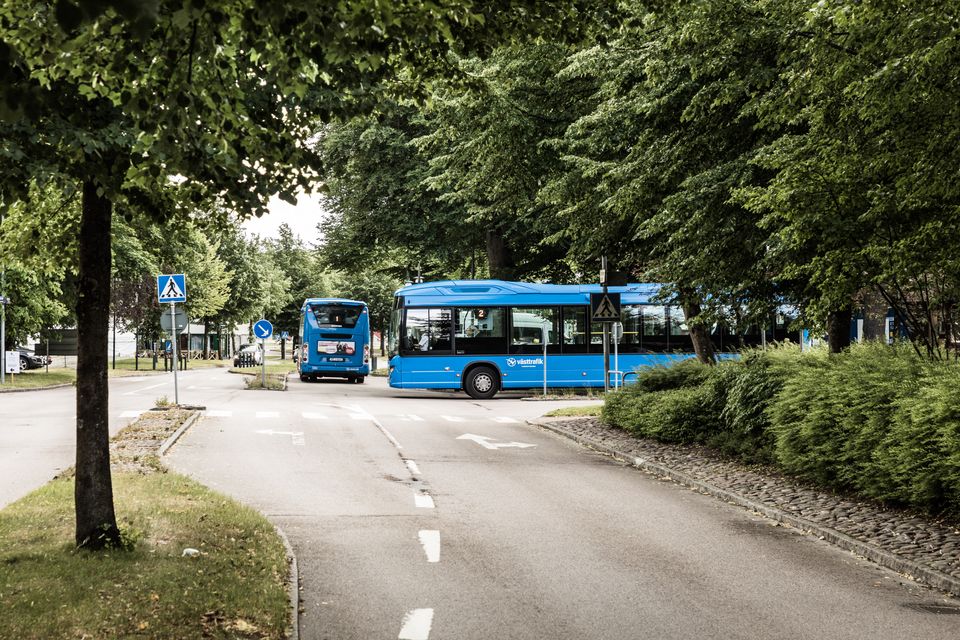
298,298,371,383
386,280,797,399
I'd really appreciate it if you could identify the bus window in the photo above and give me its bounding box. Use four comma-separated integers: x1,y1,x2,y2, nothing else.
667,306,693,351
455,307,507,355
620,305,643,352
511,307,560,354
643,305,669,352
311,304,361,328
562,306,589,353
404,308,452,353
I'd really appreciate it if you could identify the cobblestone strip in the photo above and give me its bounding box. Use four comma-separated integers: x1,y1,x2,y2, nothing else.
529,417,960,596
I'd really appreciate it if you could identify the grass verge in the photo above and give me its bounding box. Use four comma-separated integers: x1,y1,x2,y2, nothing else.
0,369,76,390
243,372,288,391
0,410,290,639
543,404,604,417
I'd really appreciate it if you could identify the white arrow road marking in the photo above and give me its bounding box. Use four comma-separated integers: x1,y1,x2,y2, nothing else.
256,430,305,446
492,416,520,424
404,459,421,476
441,415,464,422
256,411,279,418
414,491,435,509
207,410,232,417
456,434,537,450
418,530,440,563
398,609,434,640
302,412,328,420
119,410,144,418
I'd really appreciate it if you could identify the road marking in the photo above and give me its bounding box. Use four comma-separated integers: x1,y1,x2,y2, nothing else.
418,530,440,563
122,382,167,396
441,415,464,422
256,411,279,418
406,414,425,422
302,412,328,420
369,415,402,450
492,416,520,423
456,433,536,450
256,429,304,446
119,410,144,418
404,459,421,476
398,608,434,640
414,492,434,509
207,410,232,417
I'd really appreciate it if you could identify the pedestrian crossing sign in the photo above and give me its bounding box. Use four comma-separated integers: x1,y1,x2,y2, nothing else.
591,292,621,322
157,274,187,303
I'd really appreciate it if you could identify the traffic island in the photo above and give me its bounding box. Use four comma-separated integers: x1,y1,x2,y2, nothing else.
243,372,288,391
0,408,295,640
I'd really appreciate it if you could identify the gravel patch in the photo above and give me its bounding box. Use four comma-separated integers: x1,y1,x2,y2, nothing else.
530,416,960,595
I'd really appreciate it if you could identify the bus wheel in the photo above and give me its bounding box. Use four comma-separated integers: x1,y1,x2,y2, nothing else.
300,374,309,382
356,376,365,384
464,366,498,400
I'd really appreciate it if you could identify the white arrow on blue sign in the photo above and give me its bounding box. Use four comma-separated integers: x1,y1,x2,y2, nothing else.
254,319,274,339
157,274,187,303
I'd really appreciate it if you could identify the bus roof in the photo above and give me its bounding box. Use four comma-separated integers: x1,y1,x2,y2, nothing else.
301,298,367,309
395,280,665,306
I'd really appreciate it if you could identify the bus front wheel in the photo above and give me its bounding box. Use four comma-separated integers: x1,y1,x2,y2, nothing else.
464,366,499,400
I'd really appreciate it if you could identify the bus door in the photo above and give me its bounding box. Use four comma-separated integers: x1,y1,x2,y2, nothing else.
402,308,459,388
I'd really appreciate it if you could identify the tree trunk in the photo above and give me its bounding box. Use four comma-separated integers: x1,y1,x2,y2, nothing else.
679,287,715,365
75,181,121,549
861,288,888,341
826,306,853,354
486,228,515,281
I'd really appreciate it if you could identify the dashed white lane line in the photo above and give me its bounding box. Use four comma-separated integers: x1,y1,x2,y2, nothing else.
414,492,435,509
441,415,464,423
119,410,144,418
492,416,520,423
398,608,434,640
122,382,167,396
302,412,328,420
404,459,421,476
418,530,440,563
256,411,279,418
207,410,232,417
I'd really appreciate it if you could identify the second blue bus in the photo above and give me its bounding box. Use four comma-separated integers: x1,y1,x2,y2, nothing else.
298,298,371,383
387,280,797,398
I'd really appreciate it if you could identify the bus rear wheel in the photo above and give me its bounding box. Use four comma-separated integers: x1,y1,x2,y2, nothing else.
464,366,499,400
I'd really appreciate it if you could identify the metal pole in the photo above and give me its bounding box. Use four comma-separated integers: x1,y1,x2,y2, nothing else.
260,336,266,388
0,298,5,386
614,321,620,390
543,324,548,396
602,256,610,393
171,302,179,405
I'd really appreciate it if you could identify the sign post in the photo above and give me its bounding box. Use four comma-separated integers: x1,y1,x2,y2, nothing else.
157,274,187,405
0,295,8,385
592,257,622,392
253,319,274,388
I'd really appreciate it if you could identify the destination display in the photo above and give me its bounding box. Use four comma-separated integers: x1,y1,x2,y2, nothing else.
317,340,356,356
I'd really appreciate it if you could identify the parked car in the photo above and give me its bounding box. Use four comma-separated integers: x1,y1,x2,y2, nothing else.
233,343,263,367
18,347,51,370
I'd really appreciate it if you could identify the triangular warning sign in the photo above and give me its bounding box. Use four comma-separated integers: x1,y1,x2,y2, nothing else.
593,294,619,321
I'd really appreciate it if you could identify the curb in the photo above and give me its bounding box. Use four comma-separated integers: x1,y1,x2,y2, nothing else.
157,409,203,457
0,382,74,394
272,524,301,640
528,418,960,596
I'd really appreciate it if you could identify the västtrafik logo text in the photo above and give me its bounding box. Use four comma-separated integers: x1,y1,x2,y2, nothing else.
506,357,544,367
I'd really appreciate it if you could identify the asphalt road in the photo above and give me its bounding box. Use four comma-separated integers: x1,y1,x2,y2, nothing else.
164,375,960,640
0,366,237,507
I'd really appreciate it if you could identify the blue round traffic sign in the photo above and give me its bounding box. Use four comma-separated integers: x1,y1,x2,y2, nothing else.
253,319,274,339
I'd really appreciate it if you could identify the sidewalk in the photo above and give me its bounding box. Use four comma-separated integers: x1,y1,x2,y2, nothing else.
528,417,960,596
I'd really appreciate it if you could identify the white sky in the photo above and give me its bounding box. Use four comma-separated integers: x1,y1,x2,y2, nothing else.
242,191,327,244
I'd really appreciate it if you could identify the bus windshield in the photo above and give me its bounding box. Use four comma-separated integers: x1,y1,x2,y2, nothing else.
310,304,362,328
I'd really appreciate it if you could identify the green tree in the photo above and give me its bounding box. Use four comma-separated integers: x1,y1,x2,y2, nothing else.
334,269,402,355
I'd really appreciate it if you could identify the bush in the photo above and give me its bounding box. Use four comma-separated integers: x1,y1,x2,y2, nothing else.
768,342,923,493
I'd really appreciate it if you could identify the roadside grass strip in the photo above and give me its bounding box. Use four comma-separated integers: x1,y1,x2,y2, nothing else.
243,372,288,390
543,404,603,417
0,410,290,640
0,369,75,390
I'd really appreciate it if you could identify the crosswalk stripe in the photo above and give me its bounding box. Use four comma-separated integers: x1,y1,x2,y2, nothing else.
302,412,328,420
119,410,144,418
441,415,464,423
492,416,520,423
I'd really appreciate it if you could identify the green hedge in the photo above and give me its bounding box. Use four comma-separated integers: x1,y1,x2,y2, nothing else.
602,343,960,516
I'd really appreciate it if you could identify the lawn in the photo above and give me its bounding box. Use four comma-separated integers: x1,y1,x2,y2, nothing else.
543,404,603,417
0,369,75,390
0,409,291,639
